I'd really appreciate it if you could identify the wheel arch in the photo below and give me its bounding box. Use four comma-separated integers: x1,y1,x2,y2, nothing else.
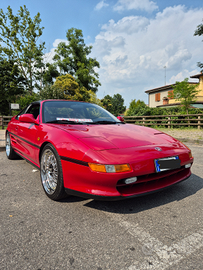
39,141,52,162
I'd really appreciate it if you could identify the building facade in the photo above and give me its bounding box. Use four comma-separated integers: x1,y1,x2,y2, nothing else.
145,73,203,108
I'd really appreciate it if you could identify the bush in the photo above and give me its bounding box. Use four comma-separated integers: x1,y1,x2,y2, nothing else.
126,106,203,116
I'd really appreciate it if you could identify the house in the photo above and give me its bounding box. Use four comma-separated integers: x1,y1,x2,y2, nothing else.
145,73,203,108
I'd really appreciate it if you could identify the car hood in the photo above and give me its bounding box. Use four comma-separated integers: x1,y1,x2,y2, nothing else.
55,123,182,151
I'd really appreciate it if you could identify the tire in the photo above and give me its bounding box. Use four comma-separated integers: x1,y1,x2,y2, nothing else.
6,132,18,160
40,143,67,200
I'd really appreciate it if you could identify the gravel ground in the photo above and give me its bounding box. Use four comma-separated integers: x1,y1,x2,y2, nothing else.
156,128,203,144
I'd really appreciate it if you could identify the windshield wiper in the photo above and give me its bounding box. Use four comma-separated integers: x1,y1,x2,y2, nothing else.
92,120,119,125
46,120,83,124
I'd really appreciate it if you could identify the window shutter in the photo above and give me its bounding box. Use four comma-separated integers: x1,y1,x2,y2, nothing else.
155,93,160,102
168,90,174,99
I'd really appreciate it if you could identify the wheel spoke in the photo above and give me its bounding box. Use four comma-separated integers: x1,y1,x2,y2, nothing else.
41,149,58,195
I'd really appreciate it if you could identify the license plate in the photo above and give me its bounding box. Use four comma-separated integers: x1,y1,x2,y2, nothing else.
154,156,181,173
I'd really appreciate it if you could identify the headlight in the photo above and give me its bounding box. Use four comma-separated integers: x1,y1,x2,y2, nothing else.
88,163,131,173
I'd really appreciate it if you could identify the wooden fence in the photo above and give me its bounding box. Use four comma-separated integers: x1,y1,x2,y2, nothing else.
124,113,203,129
0,116,13,129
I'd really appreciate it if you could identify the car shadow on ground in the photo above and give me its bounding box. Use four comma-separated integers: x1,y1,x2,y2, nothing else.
77,174,203,214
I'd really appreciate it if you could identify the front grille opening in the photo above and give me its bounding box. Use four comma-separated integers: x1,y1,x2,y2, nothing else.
116,167,190,196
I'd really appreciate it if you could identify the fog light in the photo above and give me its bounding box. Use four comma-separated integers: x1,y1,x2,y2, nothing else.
124,177,137,184
185,163,191,168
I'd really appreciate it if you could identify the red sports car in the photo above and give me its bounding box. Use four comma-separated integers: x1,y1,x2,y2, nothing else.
6,100,193,201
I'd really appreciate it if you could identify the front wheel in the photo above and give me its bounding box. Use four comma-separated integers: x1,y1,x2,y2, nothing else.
40,144,67,200
6,132,18,159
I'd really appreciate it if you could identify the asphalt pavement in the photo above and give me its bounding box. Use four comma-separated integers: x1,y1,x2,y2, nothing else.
0,142,203,270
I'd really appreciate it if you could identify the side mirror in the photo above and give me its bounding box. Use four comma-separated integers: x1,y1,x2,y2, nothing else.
117,116,125,122
19,114,36,123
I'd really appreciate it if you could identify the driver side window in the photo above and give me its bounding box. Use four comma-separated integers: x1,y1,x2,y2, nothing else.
26,105,40,119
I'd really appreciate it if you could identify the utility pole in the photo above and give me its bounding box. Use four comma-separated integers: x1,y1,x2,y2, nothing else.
164,66,166,85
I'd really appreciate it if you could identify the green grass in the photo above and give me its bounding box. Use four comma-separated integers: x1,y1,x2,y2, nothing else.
0,126,7,130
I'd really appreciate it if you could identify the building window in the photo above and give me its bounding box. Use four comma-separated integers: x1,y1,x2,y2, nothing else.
163,97,169,105
168,90,174,99
155,93,160,102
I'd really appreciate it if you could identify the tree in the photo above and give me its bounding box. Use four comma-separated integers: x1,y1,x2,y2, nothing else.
15,93,39,112
42,63,60,86
127,99,146,116
88,91,103,106
102,94,113,112
52,74,90,101
0,5,45,93
194,19,203,71
38,85,66,100
111,94,126,116
0,58,25,115
168,78,199,114
102,94,126,116
53,28,101,92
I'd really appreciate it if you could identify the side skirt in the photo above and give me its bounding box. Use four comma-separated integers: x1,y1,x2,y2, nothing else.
14,150,40,170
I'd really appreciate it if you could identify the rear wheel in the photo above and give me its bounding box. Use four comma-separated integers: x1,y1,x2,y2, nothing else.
40,144,67,200
6,132,18,159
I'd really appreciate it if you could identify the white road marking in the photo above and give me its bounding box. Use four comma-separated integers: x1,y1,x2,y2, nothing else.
104,213,203,270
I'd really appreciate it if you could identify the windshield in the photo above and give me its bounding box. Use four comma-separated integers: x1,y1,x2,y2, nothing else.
42,101,122,124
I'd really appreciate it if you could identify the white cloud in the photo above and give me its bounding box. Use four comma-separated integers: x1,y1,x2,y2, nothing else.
101,16,150,34
169,69,200,84
95,1,109,11
91,5,203,106
44,39,67,64
53,39,68,48
113,0,158,13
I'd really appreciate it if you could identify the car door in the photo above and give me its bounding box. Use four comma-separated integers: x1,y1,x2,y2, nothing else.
16,104,40,163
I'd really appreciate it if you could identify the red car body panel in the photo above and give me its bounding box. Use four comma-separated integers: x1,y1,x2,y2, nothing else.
6,100,194,200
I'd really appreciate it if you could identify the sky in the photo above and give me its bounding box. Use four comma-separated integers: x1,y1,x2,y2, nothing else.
1,0,203,107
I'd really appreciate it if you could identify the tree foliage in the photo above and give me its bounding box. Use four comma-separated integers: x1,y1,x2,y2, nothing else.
194,19,203,71
102,94,126,116
102,94,113,112
15,93,39,112
88,91,103,106
0,5,45,93
169,78,199,114
53,28,101,92
42,63,60,86
38,85,66,100
0,58,25,115
126,99,146,116
51,74,90,101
